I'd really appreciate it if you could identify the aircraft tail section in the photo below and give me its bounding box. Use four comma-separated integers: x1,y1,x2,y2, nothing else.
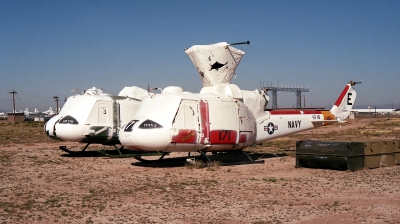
42,107,54,115
330,81,360,121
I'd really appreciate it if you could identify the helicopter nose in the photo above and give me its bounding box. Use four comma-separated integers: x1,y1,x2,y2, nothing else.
44,115,62,139
45,115,84,142
120,119,170,151
54,115,85,142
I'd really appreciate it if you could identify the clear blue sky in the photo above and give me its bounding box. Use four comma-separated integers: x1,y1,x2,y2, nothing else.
1,0,399,112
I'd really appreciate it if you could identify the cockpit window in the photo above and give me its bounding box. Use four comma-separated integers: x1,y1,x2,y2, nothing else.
59,115,79,125
123,120,138,132
138,119,163,129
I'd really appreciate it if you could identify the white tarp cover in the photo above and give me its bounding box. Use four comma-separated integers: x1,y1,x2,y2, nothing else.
185,42,245,87
241,90,269,118
84,87,104,95
118,86,149,100
200,84,243,99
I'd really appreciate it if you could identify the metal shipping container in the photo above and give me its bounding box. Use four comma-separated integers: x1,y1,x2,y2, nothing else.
296,140,384,171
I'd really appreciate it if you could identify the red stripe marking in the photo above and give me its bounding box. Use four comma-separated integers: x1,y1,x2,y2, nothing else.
334,85,350,107
239,133,247,143
199,100,209,144
270,110,323,115
210,130,237,144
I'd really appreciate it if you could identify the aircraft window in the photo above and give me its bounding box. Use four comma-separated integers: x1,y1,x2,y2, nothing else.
59,115,78,125
139,119,163,129
123,120,138,132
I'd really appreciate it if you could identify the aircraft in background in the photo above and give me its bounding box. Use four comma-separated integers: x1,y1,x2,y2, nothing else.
42,107,55,116
24,108,40,117
118,42,360,163
351,108,397,115
44,86,150,154
0,112,7,119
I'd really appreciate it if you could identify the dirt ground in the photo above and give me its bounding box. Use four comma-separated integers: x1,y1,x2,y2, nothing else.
1,117,400,224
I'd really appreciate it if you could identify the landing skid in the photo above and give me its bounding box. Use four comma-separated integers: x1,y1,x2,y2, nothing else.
101,149,169,159
133,152,170,162
59,144,147,158
59,143,91,154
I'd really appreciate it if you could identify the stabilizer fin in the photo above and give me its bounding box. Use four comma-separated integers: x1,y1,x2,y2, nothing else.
330,81,360,121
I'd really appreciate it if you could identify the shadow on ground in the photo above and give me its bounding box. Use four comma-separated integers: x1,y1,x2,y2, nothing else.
58,148,288,168
130,151,288,168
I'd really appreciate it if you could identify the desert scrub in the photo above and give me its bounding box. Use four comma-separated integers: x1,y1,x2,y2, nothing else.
0,121,58,145
0,152,13,163
206,161,221,171
185,160,221,170
185,160,205,169
258,138,295,150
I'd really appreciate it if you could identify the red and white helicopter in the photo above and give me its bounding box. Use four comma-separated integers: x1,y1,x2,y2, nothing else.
118,42,360,163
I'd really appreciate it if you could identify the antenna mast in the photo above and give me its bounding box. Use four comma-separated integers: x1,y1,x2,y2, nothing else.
53,96,59,115
9,90,17,114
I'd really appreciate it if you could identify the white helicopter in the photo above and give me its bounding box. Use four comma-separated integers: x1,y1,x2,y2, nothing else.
44,86,150,155
118,41,360,164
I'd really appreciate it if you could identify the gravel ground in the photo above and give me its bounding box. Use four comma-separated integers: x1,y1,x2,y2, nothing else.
0,118,400,223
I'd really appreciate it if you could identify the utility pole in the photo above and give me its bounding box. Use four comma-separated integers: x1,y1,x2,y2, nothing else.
9,90,17,114
53,96,59,115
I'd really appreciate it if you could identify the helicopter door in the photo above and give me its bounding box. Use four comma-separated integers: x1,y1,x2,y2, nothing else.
98,102,109,125
238,103,256,147
85,100,112,140
171,100,199,144
208,101,238,144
